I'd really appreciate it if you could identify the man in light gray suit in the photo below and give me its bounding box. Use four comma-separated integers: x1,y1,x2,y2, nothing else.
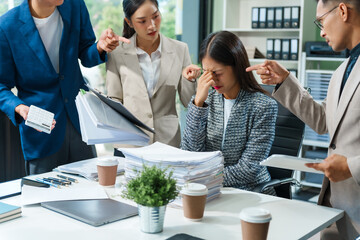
247,0,360,239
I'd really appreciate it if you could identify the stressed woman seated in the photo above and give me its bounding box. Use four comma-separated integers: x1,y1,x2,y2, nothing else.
181,31,277,194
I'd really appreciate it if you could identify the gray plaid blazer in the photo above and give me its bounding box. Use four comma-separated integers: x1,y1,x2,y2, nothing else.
181,89,277,192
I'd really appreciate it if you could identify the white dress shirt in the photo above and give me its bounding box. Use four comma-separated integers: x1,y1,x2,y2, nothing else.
136,37,162,98
222,97,236,148
33,8,63,73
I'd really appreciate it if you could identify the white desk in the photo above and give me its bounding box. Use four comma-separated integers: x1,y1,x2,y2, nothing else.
0,175,343,240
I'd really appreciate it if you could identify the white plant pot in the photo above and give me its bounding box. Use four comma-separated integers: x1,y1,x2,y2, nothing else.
138,204,166,233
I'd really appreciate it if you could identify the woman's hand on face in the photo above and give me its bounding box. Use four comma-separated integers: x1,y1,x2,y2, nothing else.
182,64,201,82
194,71,215,107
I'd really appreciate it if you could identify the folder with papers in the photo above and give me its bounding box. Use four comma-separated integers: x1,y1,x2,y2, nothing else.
75,88,152,145
54,156,125,181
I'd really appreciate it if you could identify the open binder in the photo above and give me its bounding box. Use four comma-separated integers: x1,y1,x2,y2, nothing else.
75,86,154,145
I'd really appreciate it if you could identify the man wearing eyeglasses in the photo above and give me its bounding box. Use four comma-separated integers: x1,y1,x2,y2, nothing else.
247,0,360,239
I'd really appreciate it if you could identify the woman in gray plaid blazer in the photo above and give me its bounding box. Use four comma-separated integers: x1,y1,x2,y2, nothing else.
181,31,277,192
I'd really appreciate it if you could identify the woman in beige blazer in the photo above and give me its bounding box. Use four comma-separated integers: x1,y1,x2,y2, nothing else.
106,0,197,154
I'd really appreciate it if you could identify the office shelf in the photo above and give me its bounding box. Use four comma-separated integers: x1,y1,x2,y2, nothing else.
306,57,347,62
223,0,317,84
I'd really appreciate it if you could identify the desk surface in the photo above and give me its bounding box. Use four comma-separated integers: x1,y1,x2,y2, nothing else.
0,175,343,240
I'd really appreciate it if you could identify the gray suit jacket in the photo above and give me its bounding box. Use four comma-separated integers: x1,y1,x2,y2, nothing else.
181,90,277,192
273,58,360,239
106,34,196,148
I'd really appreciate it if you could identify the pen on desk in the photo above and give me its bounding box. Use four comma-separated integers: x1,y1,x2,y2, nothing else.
43,177,70,186
35,178,61,188
57,174,78,183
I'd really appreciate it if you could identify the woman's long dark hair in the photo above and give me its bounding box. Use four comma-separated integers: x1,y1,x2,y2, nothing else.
199,31,265,94
122,0,159,39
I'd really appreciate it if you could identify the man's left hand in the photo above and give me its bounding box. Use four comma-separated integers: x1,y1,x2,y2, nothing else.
306,154,352,182
97,28,130,54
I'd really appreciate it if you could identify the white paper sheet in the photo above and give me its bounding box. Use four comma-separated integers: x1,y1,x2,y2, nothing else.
260,154,323,174
21,173,108,205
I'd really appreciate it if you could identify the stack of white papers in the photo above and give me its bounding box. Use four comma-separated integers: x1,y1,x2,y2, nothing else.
75,89,150,146
119,142,224,208
53,156,125,181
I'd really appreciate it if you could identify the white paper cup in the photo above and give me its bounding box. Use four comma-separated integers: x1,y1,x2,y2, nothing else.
96,158,118,186
239,207,272,240
180,183,208,221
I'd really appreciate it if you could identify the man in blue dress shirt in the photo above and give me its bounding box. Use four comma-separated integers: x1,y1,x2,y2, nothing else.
0,0,129,174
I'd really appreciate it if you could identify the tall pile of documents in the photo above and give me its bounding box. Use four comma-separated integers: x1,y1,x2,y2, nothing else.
75,86,154,146
120,142,224,208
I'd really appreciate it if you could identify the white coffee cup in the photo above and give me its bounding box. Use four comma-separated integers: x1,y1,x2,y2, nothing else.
96,158,118,187
180,183,208,221
239,207,272,240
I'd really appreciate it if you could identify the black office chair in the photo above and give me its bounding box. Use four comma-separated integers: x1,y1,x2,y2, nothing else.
253,84,305,199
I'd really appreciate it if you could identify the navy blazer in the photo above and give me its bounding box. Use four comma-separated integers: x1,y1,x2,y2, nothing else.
0,0,104,160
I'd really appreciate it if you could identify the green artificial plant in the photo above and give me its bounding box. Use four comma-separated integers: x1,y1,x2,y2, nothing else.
123,165,178,207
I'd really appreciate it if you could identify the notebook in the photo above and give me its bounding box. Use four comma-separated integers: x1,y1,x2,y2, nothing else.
0,202,21,223
41,199,138,227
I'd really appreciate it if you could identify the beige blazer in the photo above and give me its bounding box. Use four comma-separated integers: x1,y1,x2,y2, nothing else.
273,58,360,239
106,34,196,148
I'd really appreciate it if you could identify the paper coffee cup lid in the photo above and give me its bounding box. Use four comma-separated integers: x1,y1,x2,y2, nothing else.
96,157,119,166
239,207,272,223
180,183,208,196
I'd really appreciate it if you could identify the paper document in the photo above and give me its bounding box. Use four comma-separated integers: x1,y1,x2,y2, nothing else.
87,85,154,133
260,154,323,174
21,173,108,205
75,90,150,145
54,156,125,181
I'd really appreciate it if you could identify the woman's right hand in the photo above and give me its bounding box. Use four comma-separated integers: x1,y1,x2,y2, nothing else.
194,71,215,107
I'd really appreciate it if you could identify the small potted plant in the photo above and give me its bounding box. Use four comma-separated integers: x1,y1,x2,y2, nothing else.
123,165,178,233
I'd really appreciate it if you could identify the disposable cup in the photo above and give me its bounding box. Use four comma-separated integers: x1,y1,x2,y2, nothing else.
96,158,118,187
239,207,272,240
180,183,208,221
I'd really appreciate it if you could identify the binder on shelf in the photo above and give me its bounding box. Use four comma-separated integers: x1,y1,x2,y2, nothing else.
252,7,259,28
290,39,299,60
266,8,275,28
259,7,267,28
291,7,300,28
283,7,291,28
274,39,282,60
266,39,274,59
281,39,290,60
275,7,283,28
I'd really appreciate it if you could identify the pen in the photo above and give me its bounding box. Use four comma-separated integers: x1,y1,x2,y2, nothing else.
48,177,71,185
57,174,79,183
43,177,70,186
35,178,61,188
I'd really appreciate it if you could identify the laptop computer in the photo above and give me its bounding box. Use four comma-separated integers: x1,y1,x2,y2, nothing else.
41,199,138,227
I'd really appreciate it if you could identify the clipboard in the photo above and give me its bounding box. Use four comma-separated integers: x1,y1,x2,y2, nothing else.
87,85,155,134
260,154,323,174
